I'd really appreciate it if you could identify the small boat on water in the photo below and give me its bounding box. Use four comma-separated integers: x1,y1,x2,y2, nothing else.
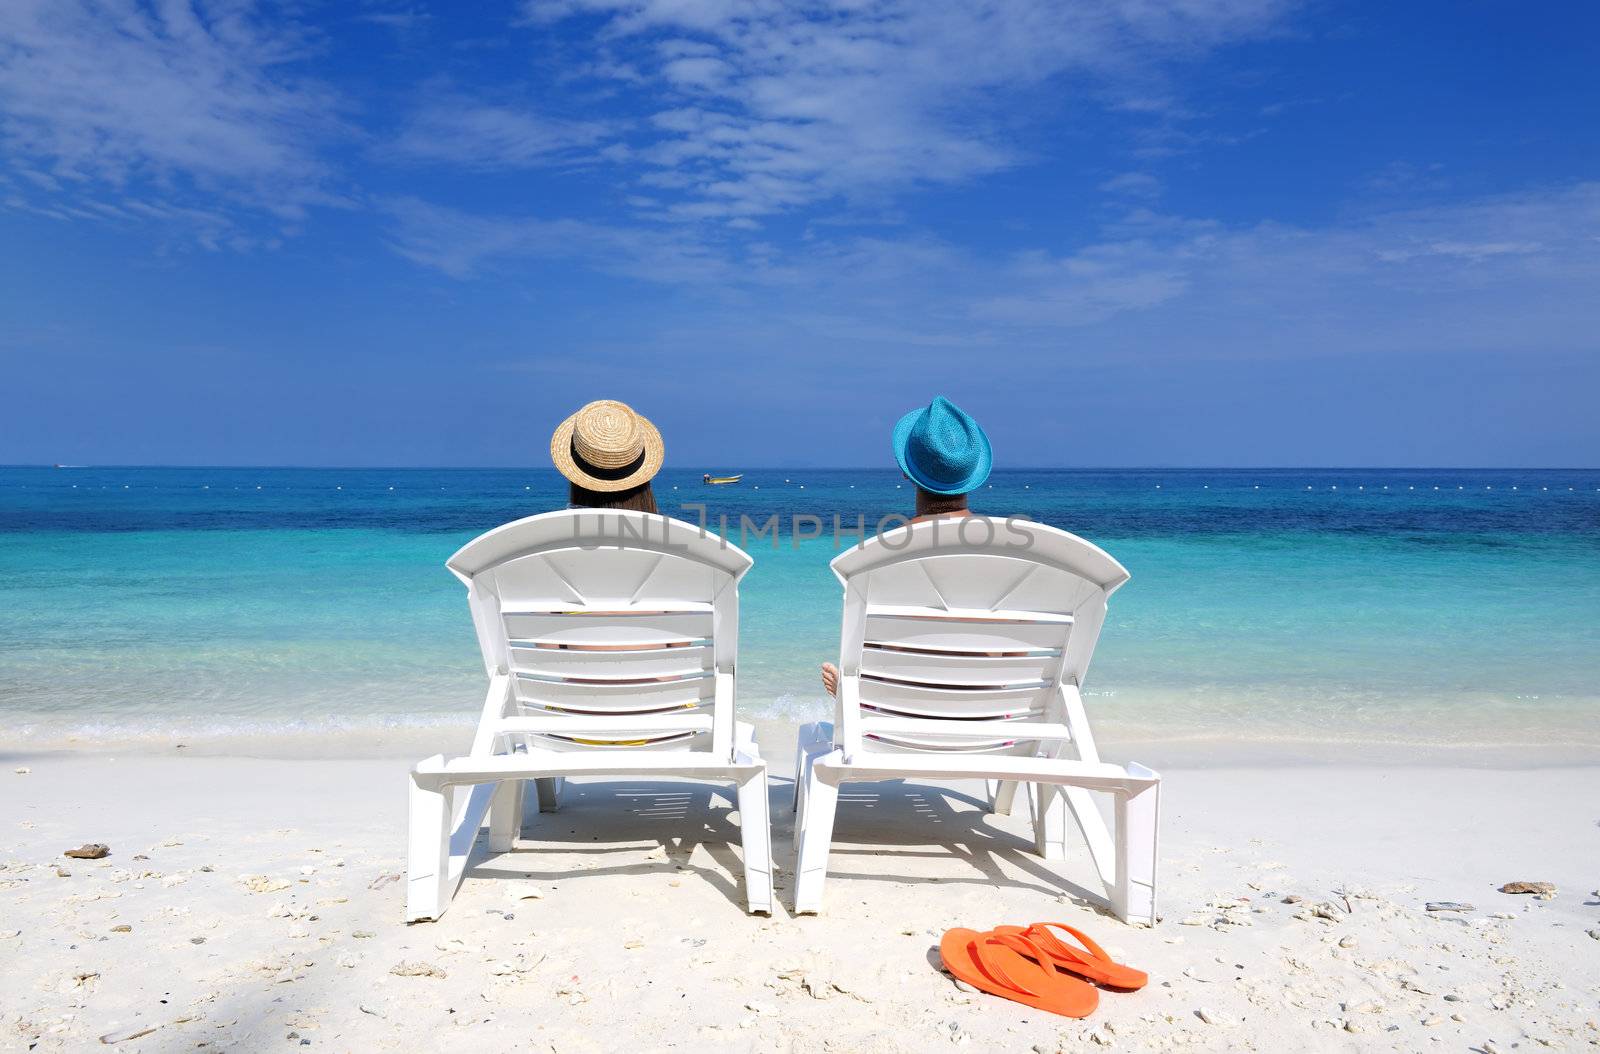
703,473,743,485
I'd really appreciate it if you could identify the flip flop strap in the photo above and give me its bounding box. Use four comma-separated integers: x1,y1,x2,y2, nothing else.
1026,921,1110,967
968,934,1053,998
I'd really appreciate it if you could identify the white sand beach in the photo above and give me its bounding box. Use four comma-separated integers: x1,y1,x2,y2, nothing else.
3,729,1596,1053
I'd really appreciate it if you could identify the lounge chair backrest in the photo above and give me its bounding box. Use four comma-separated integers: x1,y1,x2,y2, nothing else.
829,517,1129,755
447,510,752,754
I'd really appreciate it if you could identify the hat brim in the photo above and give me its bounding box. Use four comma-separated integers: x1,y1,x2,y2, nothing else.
549,412,665,492
892,407,993,496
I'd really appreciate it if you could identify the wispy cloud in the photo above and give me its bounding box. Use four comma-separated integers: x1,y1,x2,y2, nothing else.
381,195,735,282
0,0,346,244
522,0,1294,222
1099,171,1163,199
390,182,1600,364
387,91,613,170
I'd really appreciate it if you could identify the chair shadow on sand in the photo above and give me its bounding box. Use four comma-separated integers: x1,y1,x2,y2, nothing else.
460,775,1104,915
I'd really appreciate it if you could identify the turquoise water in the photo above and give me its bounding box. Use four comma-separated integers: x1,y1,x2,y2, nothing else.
2,467,1597,757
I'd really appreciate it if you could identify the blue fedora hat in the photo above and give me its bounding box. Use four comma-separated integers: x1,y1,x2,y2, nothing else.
892,396,993,495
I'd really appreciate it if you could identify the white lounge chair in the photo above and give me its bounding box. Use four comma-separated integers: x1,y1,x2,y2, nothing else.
406,509,774,921
791,517,1159,925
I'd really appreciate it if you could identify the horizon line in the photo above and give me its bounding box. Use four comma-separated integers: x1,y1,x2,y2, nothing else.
4,464,1599,473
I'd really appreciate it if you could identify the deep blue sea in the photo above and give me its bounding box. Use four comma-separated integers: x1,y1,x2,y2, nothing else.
2,466,1597,759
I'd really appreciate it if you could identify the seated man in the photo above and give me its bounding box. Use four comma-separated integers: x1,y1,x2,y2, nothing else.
821,395,993,697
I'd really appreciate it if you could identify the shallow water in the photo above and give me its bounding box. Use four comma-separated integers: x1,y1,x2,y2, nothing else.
2,466,1597,758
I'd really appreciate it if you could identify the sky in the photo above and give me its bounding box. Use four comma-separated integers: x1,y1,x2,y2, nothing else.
1,0,1597,468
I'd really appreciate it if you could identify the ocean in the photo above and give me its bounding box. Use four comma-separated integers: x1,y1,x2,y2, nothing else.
2,466,1597,761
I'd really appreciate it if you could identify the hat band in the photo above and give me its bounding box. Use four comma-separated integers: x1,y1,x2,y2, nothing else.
570,438,647,482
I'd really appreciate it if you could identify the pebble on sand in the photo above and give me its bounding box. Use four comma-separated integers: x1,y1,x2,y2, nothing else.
1425,902,1474,912
1497,881,1555,896
64,844,110,860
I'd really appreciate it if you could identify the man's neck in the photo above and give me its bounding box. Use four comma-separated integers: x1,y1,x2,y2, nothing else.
914,493,970,519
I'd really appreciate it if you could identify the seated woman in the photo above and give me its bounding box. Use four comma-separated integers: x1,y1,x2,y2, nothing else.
550,398,662,512
545,399,670,664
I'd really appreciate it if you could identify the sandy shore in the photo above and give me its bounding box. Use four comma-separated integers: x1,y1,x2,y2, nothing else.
1,734,1597,1052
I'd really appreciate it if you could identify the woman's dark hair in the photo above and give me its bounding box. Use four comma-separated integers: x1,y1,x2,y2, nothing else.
568,479,659,514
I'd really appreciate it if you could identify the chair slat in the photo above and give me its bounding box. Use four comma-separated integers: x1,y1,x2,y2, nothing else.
513,674,712,714
857,678,1047,719
863,612,1069,653
860,645,1060,687
503,610,712,647
510,643,713,681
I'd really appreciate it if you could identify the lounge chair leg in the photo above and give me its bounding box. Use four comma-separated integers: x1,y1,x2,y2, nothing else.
792,771,838,914
1033,782,1068,860
791,749,804,814
487,779,523,853
406,776,453,922
736,768,774,914
535,777,562,812
1112,782,1159,926
990,779,1020,816
791,761,810,855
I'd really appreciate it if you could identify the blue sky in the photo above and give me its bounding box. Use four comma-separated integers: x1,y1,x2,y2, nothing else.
2,0,1597,467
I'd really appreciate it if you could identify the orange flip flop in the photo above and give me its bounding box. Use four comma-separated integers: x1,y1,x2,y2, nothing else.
992,921,1149,990
938,928,1099,1018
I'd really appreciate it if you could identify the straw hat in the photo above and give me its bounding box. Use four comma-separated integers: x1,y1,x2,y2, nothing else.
549,399,665,492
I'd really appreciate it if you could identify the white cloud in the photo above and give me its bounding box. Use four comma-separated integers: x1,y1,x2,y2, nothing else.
388,182,1600,366
0,0,345,242
380,195,735,283
387,93,613,169
1099,171,1163,198
522,0,1293,220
